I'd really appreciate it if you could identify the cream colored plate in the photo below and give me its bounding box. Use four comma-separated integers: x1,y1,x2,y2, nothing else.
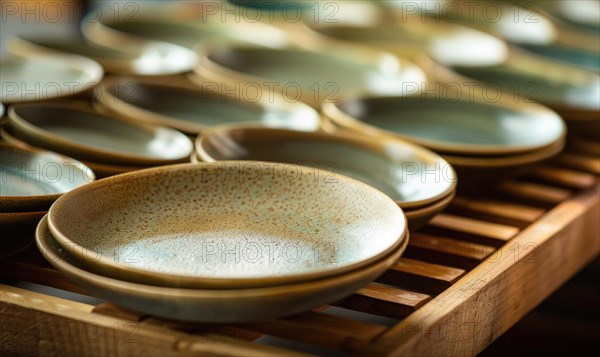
8,102,193,166
0,143,94,212
0,55,103,103
37,216,408,322
48,162,406,288
324,94,566,156
196,125,456,209
95,78,321,134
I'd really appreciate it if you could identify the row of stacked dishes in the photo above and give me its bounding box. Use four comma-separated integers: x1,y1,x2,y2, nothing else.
1,1,597,321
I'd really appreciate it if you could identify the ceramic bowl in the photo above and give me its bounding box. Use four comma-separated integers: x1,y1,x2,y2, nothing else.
0,121,144,179
0,55,103,103
195,43,427,108
449,51,599,138
404,191,456,232
47,162,407,288
82,18,198,75
8,35,168,76
195,125,456,209
94,77,321,134
323,94,566,156
0,143,94,213
8,102,193,166
0,103,4,118
37,216,407,322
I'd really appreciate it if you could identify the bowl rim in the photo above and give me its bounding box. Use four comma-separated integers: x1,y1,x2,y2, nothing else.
46,161,408,288
93,76,322,135
322,93,567,156
0,142,95,213
195,124,457,209
7,101,194,166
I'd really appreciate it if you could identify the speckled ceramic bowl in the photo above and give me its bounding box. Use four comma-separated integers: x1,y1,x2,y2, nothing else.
323,94,566,156
94,77,321,134
47,162,407,288
195,125,456,210
0,143,94,213
37,215,407,321
8,102,193,166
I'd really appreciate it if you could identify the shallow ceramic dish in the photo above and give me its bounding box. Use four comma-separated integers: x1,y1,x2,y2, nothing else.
0,210,45,227
196,44,427,108
37,216,407,321
94,77,321,134
8,102,193,166
48,162,407,288
8,36,148,74
298,19,509,67
0,55,103,103
0,121,143,179
82,18,198,74
195,125,456,209
0,103,4,118
404,191,455,232
323,95,566,156
0,143,94,213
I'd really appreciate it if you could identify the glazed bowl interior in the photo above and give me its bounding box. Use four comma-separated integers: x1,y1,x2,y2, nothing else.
9,103,193,166
328,95,566,155
48,162,406,288
196,126,455,208
99,80,321,133
0,143,93,212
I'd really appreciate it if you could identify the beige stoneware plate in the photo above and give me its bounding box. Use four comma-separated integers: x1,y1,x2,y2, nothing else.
8,102,193,166
0,55,103,103
0,143,94,213
195,125,456,209
37,216,408,322
323,94,566,156
0,121,144,179
196,43,427,108
94,77,321,134
47,162,407,288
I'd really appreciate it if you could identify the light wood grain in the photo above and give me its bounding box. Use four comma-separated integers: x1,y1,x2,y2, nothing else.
496,181,572,205
361,183,600,357
555,153,600,175
530,166,597,189
449,197,545,227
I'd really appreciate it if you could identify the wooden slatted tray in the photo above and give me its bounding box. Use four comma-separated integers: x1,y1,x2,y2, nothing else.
1,144,599,357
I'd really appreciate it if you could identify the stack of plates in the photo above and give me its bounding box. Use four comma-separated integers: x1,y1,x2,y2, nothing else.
194,125,456,231
93,77,322,135
323,94,567,190
1,101,193,178
0,143,93,259
37,162,408,321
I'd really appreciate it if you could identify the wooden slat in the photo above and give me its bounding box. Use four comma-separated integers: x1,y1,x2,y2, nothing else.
236,311,387,352
362,184,600,357
334,284,431,319
376,259,466,295
448,196,545,227
555,153,600,175
1,285,305,357
404,233,497,270
92,303,148,322
529,166,597,189
428,214,520,242
141,317,262,342
496,181,572,205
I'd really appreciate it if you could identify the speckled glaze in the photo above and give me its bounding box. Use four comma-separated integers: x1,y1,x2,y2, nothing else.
324,94,566,156
196,125,456,209
0,143,94,212
37,216,407,321
0,55,103,103
8,102,193,166
94,77,321,135
48,162,407,288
